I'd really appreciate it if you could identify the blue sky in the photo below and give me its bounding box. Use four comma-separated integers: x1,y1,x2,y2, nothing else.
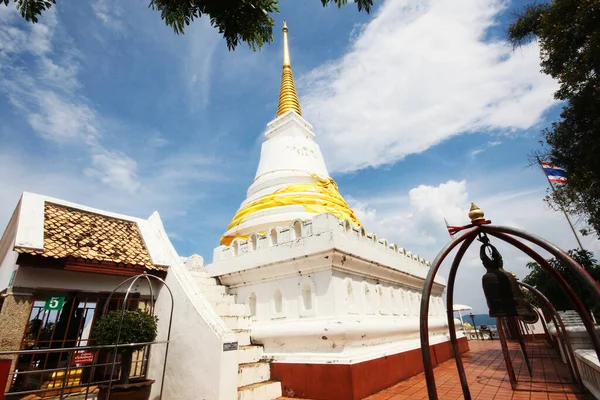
1,0,597,312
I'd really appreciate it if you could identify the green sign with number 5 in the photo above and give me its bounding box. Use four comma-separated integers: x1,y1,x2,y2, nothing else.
44,295,65,311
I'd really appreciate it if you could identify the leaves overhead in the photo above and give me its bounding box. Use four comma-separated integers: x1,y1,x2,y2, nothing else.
508,0,600,235
4,0,374,50
2,0,56,23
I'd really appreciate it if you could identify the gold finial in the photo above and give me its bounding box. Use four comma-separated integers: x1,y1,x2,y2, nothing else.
282,20,290,66
468,203,485,223
276,20,302,117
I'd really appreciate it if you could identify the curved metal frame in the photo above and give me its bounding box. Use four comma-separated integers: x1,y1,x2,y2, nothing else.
102,273,174,400
532,302,554,346
420,223,600,399
518,281,581,387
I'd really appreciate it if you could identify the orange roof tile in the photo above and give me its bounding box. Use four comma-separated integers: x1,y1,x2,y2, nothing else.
14,203,165,271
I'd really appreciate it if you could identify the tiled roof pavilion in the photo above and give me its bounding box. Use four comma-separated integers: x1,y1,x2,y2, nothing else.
2,192,171,276
14,203,162,271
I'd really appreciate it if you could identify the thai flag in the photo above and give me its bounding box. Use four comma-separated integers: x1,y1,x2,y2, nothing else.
540,162,567,184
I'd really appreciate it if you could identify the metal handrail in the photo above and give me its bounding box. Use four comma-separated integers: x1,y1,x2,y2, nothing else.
5,362,116,377
5,379,113,397
0,340,169,356
2,340,170,398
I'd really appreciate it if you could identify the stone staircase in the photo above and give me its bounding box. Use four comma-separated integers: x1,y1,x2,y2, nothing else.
558,310,585,326
190,270,282,400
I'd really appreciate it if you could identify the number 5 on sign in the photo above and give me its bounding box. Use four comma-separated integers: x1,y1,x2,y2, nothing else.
44,295,65,311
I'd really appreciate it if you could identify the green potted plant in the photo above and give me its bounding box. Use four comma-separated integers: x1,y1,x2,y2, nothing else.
94,309,158,400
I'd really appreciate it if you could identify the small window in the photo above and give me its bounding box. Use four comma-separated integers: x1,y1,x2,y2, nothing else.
390,288,397,315
269,229,278,246
344,220,351,232
232,240,240,256
347,279,356,312
274,290,283,314
378,285,387,315
249,293,257,318
292,221,302,239
250,235,258,251
403,290,411,316
364,282,375,314
302,284,312,311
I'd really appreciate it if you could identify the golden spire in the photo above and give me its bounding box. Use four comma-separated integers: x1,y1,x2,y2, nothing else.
276,20,302,117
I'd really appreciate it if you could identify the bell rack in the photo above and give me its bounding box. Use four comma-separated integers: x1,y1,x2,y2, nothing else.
419,203,600,400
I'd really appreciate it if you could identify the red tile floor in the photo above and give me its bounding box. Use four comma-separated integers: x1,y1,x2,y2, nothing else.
365,340,591,400
280,339,593,399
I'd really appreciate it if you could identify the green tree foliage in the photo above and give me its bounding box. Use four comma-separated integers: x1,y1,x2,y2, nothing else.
93,309,158,384
2,0,374,50
508,1,600,235
522,249,600,318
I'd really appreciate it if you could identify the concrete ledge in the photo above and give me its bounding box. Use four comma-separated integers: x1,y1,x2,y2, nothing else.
270,336,469,400
575,349,600,400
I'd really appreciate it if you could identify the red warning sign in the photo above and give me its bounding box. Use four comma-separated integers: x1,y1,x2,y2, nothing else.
73,352,95,365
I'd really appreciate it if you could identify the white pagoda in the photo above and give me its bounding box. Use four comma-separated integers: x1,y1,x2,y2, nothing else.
195,21,463,400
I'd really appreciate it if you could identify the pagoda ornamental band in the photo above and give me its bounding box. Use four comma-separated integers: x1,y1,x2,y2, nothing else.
0,21,465,400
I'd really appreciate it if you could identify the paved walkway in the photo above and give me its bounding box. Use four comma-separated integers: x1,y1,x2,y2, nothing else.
366,340,591,400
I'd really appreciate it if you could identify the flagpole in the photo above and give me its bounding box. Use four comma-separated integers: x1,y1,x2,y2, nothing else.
536,157,585,251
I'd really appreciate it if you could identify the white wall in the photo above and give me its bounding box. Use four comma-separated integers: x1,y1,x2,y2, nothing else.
12,267,158,295
0,205,20,291
146,213,238,400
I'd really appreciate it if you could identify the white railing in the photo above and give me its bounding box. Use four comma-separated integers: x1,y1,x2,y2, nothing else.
575,349,600,399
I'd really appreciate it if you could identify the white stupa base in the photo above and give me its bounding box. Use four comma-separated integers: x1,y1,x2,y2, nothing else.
207,213,462,399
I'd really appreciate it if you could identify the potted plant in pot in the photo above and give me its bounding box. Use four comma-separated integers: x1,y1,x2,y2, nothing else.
94,309,158,400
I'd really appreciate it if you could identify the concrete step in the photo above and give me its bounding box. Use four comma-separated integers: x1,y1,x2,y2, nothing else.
189,271,219,285
195,279,220,287
238,345,263,364
234,329,251,346
238,381,282,400
214,302,251,317
203,291,236,304
189,270,211,278
238,362,271,388
194,283,227,295
223,315,252,330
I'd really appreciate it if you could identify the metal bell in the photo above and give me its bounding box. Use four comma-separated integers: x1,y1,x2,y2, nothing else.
480,238,536,319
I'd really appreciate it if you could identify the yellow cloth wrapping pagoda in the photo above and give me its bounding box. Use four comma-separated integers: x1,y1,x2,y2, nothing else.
220,174,361,245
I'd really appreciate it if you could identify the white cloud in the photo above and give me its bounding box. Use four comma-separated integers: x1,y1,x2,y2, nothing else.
0,7,134,191
300,0,558,173
471,140,502,157
183,20,221,110
348,178,600,313
0,146,228,242
148,134,170,148
84,149,141,193
92,0,123,30
349,180,469,252
1,9,93,144
27,91,98,143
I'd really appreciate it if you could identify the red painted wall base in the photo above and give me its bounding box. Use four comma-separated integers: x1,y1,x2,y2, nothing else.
0,359,12,399
271,337,470,400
